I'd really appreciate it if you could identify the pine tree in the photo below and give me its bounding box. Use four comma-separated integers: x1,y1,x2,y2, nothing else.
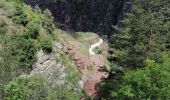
100,0,170,99
110,0,170,68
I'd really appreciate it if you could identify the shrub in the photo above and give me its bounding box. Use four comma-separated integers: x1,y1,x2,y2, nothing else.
12,6,28,26
4,76,82,100
12,13,28,26
42,9,55,34
4,78,31,100
24,20,40,39
6,36,37,70
26,76,48,100
4,77,48,100
40,35,53,53
0,19,7,35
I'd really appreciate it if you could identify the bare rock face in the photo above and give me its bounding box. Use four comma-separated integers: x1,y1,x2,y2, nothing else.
30,49,66,86
27,41,82,92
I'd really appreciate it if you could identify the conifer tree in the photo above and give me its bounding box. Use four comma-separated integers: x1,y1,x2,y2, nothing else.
110,0,170,68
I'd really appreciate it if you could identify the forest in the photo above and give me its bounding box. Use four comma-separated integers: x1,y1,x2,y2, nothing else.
0,0,170,100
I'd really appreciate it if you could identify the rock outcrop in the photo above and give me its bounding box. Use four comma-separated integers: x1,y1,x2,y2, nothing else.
30,49,66,86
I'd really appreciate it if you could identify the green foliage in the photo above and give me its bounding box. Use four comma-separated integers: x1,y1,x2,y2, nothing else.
0,18,7,35
12,6,28,26
47,86,82,100
0,0,55,83
3,76,83,100
4,78,31,100
93,46,102,54
2,0,169,100
110,54,170,100
42,9,55,34
6,36,37,70
100,1,170,99
23,20,40,39
0,0,40,35
0,0,57,99
40,34,52,53
99,54,170,100
3,76,48,100
25,76,48,100
110,0,169,68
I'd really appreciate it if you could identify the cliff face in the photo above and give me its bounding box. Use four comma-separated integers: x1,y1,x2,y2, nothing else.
24,0,124,34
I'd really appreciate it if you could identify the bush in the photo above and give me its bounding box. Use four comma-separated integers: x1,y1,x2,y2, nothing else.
3,77,48,100
47,86,82,100
0,19,7,35
24,21,40,39
6,36,37,70
12,6,28,26
40,35,52,53
12,13,28,26
3,76,82,100
42,9,55,34
4,78,31,100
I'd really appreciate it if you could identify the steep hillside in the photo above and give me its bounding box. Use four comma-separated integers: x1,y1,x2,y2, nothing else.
0,0,110,99
24,0,124,34
0,0,82,99
0,0,170,100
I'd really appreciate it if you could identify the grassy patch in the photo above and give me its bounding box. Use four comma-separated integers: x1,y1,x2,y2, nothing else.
56,31,89,57
93,46,102,55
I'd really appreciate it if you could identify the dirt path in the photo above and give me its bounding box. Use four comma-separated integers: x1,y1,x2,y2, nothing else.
89,38,103,56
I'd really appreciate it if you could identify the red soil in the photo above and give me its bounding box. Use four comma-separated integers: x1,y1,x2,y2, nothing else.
64,44,108,98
